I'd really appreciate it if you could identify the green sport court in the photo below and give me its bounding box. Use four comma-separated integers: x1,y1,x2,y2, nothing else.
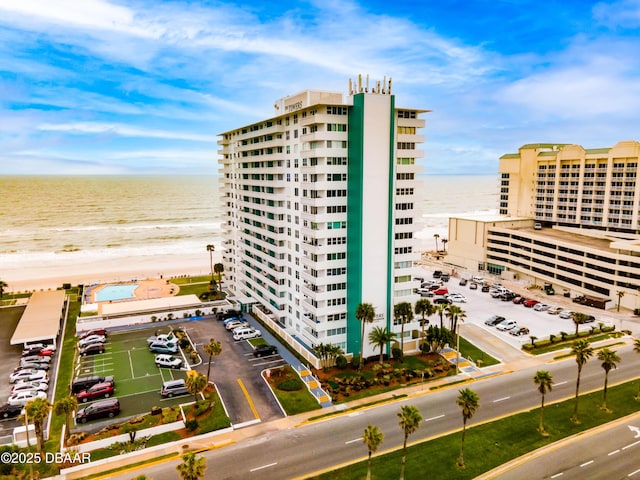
74,327,191,420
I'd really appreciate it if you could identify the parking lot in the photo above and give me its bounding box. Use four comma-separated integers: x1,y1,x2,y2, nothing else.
418,268,619,352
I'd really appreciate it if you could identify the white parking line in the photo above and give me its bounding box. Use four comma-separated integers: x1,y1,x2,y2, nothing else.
629,468,640,477
623,440,640,450
550,473,563,478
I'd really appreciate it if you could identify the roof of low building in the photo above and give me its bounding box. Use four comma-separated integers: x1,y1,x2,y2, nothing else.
10,290,66,345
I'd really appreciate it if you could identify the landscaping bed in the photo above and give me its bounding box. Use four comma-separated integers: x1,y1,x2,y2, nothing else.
263,365,322,415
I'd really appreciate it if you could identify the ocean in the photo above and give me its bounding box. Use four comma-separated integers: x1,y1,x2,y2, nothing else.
0,175,497,290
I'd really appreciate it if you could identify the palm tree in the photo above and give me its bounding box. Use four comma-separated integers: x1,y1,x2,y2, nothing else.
368,326,396,364
25,397,51,454
414,298,435,348
177,452,206,480
433,233,440,252
397,405,422,480
533,370,553,435
634,338,640,400
616,290,625,312
54,396,78,442
597,347,621,411
0,279,7,299
363,424,384,480
186,371,208,404
442,238,448,252
214,262,224,292
571,339,594,423
394,302,413,359
206,244,215,284
456,388,479,468
570,311,589,336
435,303,447,328
355,303,375,369
445,304,466,336
203,338,222,383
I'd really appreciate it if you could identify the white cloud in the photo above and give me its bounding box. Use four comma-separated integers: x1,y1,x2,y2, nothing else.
38,122,212,142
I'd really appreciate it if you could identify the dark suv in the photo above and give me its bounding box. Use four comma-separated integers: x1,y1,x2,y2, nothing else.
71,375,114,394
253,345,278,357
75,398,120,423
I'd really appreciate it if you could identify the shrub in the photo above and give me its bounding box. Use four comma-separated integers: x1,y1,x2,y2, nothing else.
162,407,180,424
277,379,304,391
185,419,199,432
350,355,361,369
392,347,403,360
66,431,88,446
194,400,209,417
335,355,347,369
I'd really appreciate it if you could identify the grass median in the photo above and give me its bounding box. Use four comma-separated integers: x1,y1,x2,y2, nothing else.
309,379,640,480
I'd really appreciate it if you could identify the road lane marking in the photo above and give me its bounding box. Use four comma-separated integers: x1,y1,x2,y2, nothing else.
550,473,563,478
425,414,445,422
609,449,620,455
580,460,594,467
623,440,640,450
237,378,260,420
552,381,567,386
493,396,510,403
628,468,640,477
250,462,277,472
345,438,361,444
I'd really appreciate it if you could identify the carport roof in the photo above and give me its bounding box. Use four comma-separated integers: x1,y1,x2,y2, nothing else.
10,290,66,345
99,294,201,315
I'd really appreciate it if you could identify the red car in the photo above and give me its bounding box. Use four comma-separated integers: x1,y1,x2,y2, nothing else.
76,382,114,403
79,329,107,339
512,296,524,304
523,299,540,308
433,287,449,296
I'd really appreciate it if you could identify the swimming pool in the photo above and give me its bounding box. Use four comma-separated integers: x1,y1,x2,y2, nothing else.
95,284,139,302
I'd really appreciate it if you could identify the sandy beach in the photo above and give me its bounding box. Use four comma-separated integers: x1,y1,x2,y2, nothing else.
4,251,223,293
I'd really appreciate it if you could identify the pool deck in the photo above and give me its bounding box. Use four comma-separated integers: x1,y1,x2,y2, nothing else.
90,278,178,304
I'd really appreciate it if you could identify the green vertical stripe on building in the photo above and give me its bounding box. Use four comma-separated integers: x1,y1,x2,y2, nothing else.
346,93,365,356
386,95,395,333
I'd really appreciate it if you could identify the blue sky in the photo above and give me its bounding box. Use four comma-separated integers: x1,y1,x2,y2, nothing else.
1,0,639,175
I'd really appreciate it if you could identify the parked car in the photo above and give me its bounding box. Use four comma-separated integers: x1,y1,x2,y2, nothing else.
459,278,468,286
15,361,50,372
21,355,51,364
469,282,478,290
0,403,23,419
496,320,517,331
79,343,105,356
11,380,49,394
233,327,261,341
71,375,113,394
559,310,573,319
222,316,244,326
8,390,47,406
547,306,563,315
533,303,550,311
225,320,249,331
510,326,530,336
75,398,120,423
161,379,189,398
78,335,106,348
441,273,450,282
500,292,517,301
155,354,183,369
481,285,490,292
76,382,115,403
582,315,596,323
511,296,524,304
433,297,452,305
217,309,243,321
21,346,55,357
433,287,449,296
146,333,176,345
523,299,540,308
149,342,178,354
9,369,47,384
79,329,107,339
448,293,467,303
253,344,278,357
472,276,484,283
433,270,442,278
484,315,506,326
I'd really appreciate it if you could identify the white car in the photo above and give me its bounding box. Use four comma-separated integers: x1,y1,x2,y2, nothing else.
233,327,261,341
7,390,47,406
155,354,183,369
12,380,49,394
78,335,106,348
448,293,467,303
9,369,47,384
225,320,249,331
533,303,550,312
496,320,517,331
559,310,573,319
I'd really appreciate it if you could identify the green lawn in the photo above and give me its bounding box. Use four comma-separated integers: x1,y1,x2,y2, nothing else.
458,336,500,367
309,380,640,480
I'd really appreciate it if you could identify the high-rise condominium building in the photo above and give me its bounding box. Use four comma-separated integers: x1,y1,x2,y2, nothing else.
447,140,640,311
218,77,427,359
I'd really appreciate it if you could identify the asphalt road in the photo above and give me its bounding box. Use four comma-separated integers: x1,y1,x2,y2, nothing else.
106,341,640,480
490,412,640,479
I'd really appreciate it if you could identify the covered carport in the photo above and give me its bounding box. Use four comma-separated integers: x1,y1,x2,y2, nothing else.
10,290,67,349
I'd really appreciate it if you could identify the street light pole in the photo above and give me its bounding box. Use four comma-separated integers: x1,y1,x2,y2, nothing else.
456,321,460,375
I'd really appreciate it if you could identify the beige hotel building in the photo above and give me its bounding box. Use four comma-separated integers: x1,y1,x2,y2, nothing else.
446,140,640,311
